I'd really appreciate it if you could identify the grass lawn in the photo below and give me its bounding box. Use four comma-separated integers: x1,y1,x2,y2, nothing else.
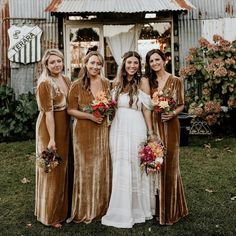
0,136,235,236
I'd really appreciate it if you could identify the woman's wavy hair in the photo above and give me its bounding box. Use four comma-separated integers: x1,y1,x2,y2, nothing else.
144,49,166,89
38,48,64,84
115,51,142,107
78,51,104,90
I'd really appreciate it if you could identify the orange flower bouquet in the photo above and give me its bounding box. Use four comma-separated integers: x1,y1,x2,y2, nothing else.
151,90,176,114
83,91,117,124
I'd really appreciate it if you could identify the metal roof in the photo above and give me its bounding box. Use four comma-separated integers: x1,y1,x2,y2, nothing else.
45,0,195,13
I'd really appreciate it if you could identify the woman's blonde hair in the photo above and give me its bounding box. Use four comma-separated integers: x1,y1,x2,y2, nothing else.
78,51,104,90
38,49,64,84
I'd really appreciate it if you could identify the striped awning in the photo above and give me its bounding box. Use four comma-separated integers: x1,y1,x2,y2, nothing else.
45,0,195,13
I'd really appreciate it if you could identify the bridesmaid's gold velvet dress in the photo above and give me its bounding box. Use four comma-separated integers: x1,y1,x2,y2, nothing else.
35,76,70,225
151,75,188,225
67,78,111,223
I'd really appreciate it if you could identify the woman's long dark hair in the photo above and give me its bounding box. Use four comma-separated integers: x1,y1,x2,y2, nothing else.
115,51,142,107
78,51,104,90
144,49,166,89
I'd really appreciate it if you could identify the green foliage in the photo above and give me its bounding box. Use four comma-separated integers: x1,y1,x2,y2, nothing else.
180,35,236,126
0,85,38,141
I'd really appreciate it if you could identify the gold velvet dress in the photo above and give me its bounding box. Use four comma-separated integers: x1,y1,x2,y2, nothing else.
67,78,111,224
35,76,70,226
151,75,188,225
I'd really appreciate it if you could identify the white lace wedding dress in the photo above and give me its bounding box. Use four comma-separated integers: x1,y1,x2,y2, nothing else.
101,89,154,228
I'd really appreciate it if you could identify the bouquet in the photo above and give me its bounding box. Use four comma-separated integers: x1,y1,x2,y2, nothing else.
139,139,165,174
83,91,117,124
151,90,176,114
36,149,62,173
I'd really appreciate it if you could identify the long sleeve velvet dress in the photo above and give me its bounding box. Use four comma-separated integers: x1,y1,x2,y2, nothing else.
67,78,111,224
151,75,188,225
35,76,71,225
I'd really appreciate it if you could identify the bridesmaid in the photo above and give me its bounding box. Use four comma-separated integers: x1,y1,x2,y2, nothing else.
145,49,188,225
35,49,71,228
67,51,111,223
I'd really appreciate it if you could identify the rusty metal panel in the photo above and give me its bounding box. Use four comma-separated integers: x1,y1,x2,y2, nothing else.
0,0,10,85
182,0,236,19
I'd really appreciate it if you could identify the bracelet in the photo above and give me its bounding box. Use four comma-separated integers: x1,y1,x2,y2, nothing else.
147,130,154,135
173,110,177,116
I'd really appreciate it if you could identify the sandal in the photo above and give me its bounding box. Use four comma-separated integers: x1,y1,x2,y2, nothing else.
51,223,62,228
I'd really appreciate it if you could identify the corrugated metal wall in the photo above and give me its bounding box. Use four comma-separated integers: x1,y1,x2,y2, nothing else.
2,0,236,93
5,0,59,94
178,0,236,67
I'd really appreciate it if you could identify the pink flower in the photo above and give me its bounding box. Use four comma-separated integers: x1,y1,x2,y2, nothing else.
205,114,218,126
139,140,165,174
179,65,197,78
204,101,221,114
225,58,235,65
214,67,228,77
219,39,231,47
195,107,204,117
202,88,211,96
198,37,210,47
189,47,198,54
185,55,193,62
208,44,219,52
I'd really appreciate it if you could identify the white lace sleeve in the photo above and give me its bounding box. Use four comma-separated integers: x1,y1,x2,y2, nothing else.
139,90,153,110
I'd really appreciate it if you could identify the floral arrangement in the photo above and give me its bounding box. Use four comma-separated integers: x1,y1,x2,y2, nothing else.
36,149,62,173
83,91,117,124
179,35,236,126
139,139,165,174
188,100,226,126
151,90,176,114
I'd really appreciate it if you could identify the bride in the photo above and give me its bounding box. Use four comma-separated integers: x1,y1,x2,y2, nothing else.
102,51,155,228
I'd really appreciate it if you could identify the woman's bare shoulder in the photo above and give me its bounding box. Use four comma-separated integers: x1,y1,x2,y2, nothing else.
140,77,150,94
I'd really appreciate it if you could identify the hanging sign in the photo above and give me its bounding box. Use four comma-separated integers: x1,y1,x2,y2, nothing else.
8,25,43,64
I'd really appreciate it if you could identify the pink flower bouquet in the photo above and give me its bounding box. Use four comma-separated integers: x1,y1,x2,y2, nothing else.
36,149,62,173
139,139,165,174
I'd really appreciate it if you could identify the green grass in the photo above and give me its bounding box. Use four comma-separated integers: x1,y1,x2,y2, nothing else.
0,136,235,236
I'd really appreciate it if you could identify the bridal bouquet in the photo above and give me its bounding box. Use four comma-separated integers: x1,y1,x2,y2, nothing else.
83,91,117,124
36,149,62,173
139,139,165,174
151,90,176,114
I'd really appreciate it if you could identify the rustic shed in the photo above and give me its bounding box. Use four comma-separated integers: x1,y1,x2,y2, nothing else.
45,0,194,80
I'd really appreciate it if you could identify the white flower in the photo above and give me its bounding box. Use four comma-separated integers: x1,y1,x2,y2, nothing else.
221,106,228,113
159,101,169,109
